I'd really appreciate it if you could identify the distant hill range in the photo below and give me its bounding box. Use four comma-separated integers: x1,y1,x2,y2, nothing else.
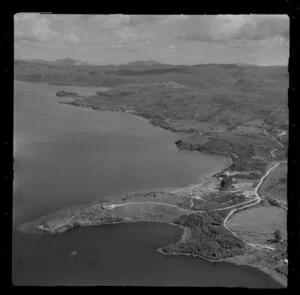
123,60,163,66
16,58,282,68
14,58,287,85
22,58,90,66
17,58,164,67
14,58,288,131
52,58,89,66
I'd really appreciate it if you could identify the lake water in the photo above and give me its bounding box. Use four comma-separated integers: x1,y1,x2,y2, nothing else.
12,81,281,287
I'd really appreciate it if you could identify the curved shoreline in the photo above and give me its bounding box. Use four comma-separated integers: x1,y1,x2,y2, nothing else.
160,220,286,288
156,248,286,288
16,214,286,287
17,163,286,288
20,218,287,288
17,158,287,288
16,87,287,287
17,153,231,234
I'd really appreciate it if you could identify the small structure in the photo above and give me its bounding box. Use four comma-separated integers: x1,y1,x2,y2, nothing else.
71,250,78,256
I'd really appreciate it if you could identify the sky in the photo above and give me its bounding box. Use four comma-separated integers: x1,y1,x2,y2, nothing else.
14,14,289,66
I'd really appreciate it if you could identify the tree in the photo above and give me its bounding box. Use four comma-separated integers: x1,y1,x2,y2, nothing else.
220,176,232,190
274,229,282,242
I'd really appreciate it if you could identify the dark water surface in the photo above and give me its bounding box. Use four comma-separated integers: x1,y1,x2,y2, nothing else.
13,223,280,287
12,81,281,287
13,81,225,225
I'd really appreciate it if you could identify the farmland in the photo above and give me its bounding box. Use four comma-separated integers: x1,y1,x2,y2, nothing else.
228,204,287,244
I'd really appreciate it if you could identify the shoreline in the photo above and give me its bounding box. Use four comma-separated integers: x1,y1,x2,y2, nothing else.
156,248,286,288
17,153,230,234
18,217,287,288
17,152,286,287
16,83,286,287
16,142,231,234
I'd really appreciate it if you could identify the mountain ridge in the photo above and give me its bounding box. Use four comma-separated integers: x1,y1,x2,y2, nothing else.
14,58,288,132
52,58,89,66
15,58,286,68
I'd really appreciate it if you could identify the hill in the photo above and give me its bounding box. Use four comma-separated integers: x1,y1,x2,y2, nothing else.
52,58,89,66
14,60,288,133
16,58,89,66
124,60,163,66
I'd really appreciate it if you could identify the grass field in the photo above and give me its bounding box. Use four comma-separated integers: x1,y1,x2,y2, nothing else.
104,191,191,210
111,202,186,222
228,204,287,238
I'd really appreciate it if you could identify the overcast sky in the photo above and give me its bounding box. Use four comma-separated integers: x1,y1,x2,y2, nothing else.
14,14,289,66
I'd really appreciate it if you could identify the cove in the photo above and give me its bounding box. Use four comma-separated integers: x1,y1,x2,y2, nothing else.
12,223,281,287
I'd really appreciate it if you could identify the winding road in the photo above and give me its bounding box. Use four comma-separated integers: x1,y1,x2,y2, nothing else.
223,162,281,250
103,128,286,250
223,129,286,250
103,201,202,213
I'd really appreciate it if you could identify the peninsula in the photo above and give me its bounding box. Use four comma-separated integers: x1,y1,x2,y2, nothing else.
15,59,288,287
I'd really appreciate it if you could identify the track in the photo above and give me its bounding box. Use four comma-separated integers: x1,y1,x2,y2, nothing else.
222,129,286,250
103,201,202,213
103,129,286,250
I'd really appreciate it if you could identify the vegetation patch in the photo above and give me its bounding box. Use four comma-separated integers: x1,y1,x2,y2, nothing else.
203,192,249,205
162,211,246,260
15,61,288,132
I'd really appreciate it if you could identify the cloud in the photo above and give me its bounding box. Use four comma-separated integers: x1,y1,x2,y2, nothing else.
215,44,225,50
259,35,288,49
109,26,156,50
63,32,81,43
113,27,138,45
178,15,289,43
14,13,57,42
182,55,193,59
48,14,81,21
102,14,131,29
101,15,165,29
127,15,188,26
163,15,189,24
89,14,188,29
79,15,95,20
166,44,175,52
14,13,83,45
280,29,289,40
193,56,203,61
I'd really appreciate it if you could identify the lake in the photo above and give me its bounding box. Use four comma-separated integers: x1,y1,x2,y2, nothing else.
12,81,281,287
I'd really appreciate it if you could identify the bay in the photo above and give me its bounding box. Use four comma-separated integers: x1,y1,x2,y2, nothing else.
12,81,281,287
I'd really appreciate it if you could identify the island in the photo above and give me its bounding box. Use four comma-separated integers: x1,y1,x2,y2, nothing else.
55,91,85,99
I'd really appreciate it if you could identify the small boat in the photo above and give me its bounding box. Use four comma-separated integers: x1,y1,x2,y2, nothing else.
71,250,78,256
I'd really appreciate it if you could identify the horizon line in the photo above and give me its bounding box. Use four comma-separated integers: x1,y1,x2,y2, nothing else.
14,57,288,67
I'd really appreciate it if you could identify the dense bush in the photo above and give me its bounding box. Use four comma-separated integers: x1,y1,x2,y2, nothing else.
173,212,245,259
15,60,288,130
